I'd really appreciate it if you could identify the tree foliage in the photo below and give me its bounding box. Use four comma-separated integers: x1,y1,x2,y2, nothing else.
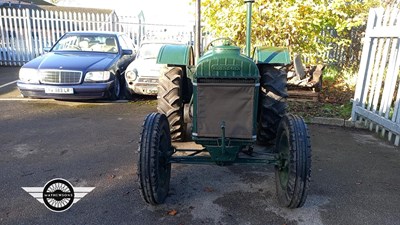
46,0,60,4
200,0,379,64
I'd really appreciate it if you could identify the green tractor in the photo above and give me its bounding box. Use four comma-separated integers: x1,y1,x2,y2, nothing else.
137,0,311,209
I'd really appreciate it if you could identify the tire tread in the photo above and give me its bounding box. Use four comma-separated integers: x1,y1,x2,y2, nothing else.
257,65,288,144
275,114,311,208
157,67,184,141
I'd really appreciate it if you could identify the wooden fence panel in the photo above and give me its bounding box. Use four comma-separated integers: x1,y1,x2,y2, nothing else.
352,8,400,146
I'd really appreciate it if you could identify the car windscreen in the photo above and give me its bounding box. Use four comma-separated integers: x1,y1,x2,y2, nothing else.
51,34,118,53
137,43,164,59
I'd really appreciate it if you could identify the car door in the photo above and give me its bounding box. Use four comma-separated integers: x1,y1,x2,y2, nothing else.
117,34,135,72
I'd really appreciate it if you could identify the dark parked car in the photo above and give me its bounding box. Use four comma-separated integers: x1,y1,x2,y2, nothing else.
17,31,136,100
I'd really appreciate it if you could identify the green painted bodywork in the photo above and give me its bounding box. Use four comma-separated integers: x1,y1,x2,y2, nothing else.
155,42,290,164
157,44,193,66
245,0,254,57
195,46,259,80
191,45,260,162
254,46,291,65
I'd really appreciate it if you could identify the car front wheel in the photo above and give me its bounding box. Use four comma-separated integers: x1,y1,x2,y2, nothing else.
109,74,121,100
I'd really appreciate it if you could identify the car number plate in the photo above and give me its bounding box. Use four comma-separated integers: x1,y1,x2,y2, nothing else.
45,87,74,94
149,88,158,94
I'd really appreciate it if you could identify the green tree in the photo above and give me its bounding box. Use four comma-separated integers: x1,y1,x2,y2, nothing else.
200,0,379,65
47,0,60,4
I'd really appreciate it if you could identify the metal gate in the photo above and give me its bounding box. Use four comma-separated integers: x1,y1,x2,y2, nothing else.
0,8,194,66
351,8,400,146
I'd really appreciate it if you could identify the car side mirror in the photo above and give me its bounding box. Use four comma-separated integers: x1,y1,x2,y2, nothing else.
122,49,133,56
43,47,51,52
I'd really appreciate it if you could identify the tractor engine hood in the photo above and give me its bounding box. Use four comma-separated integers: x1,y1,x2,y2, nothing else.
195,45,259,80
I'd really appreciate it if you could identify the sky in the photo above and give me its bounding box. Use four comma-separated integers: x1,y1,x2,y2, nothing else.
57,0,194,25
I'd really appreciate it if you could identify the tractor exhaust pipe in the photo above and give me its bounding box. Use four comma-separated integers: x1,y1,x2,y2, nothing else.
245,0,254,57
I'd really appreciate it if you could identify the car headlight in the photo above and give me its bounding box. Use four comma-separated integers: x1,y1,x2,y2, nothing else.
19,68,40,83
125,70,138,82
84,71,111,82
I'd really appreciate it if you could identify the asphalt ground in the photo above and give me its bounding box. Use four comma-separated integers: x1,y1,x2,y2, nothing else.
0,67,399,225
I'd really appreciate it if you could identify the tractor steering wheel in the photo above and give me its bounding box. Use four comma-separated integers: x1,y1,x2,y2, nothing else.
205,37,235,51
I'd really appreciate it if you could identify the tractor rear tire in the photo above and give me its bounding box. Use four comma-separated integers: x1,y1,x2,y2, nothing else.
275,114,311,208
157,67,185,141
138,112,172,205
257,65,288,145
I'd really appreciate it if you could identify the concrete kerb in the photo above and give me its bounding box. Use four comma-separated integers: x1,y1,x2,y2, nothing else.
309,117,368,129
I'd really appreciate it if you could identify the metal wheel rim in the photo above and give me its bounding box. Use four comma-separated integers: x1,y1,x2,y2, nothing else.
278,132,290,190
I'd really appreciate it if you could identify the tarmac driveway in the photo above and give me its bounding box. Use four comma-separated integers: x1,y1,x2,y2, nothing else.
0,66,399,225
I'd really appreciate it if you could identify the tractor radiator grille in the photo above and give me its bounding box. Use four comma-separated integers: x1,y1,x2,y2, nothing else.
196,82,256,139
197,78,256,84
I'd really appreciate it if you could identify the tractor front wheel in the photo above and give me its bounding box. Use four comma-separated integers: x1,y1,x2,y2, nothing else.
138,112,172,205
275,114,311,208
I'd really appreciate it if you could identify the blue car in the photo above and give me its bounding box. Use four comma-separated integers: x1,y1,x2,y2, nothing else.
17,31,136,100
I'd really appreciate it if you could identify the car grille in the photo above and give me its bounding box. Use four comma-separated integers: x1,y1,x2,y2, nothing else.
40,70,82,84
